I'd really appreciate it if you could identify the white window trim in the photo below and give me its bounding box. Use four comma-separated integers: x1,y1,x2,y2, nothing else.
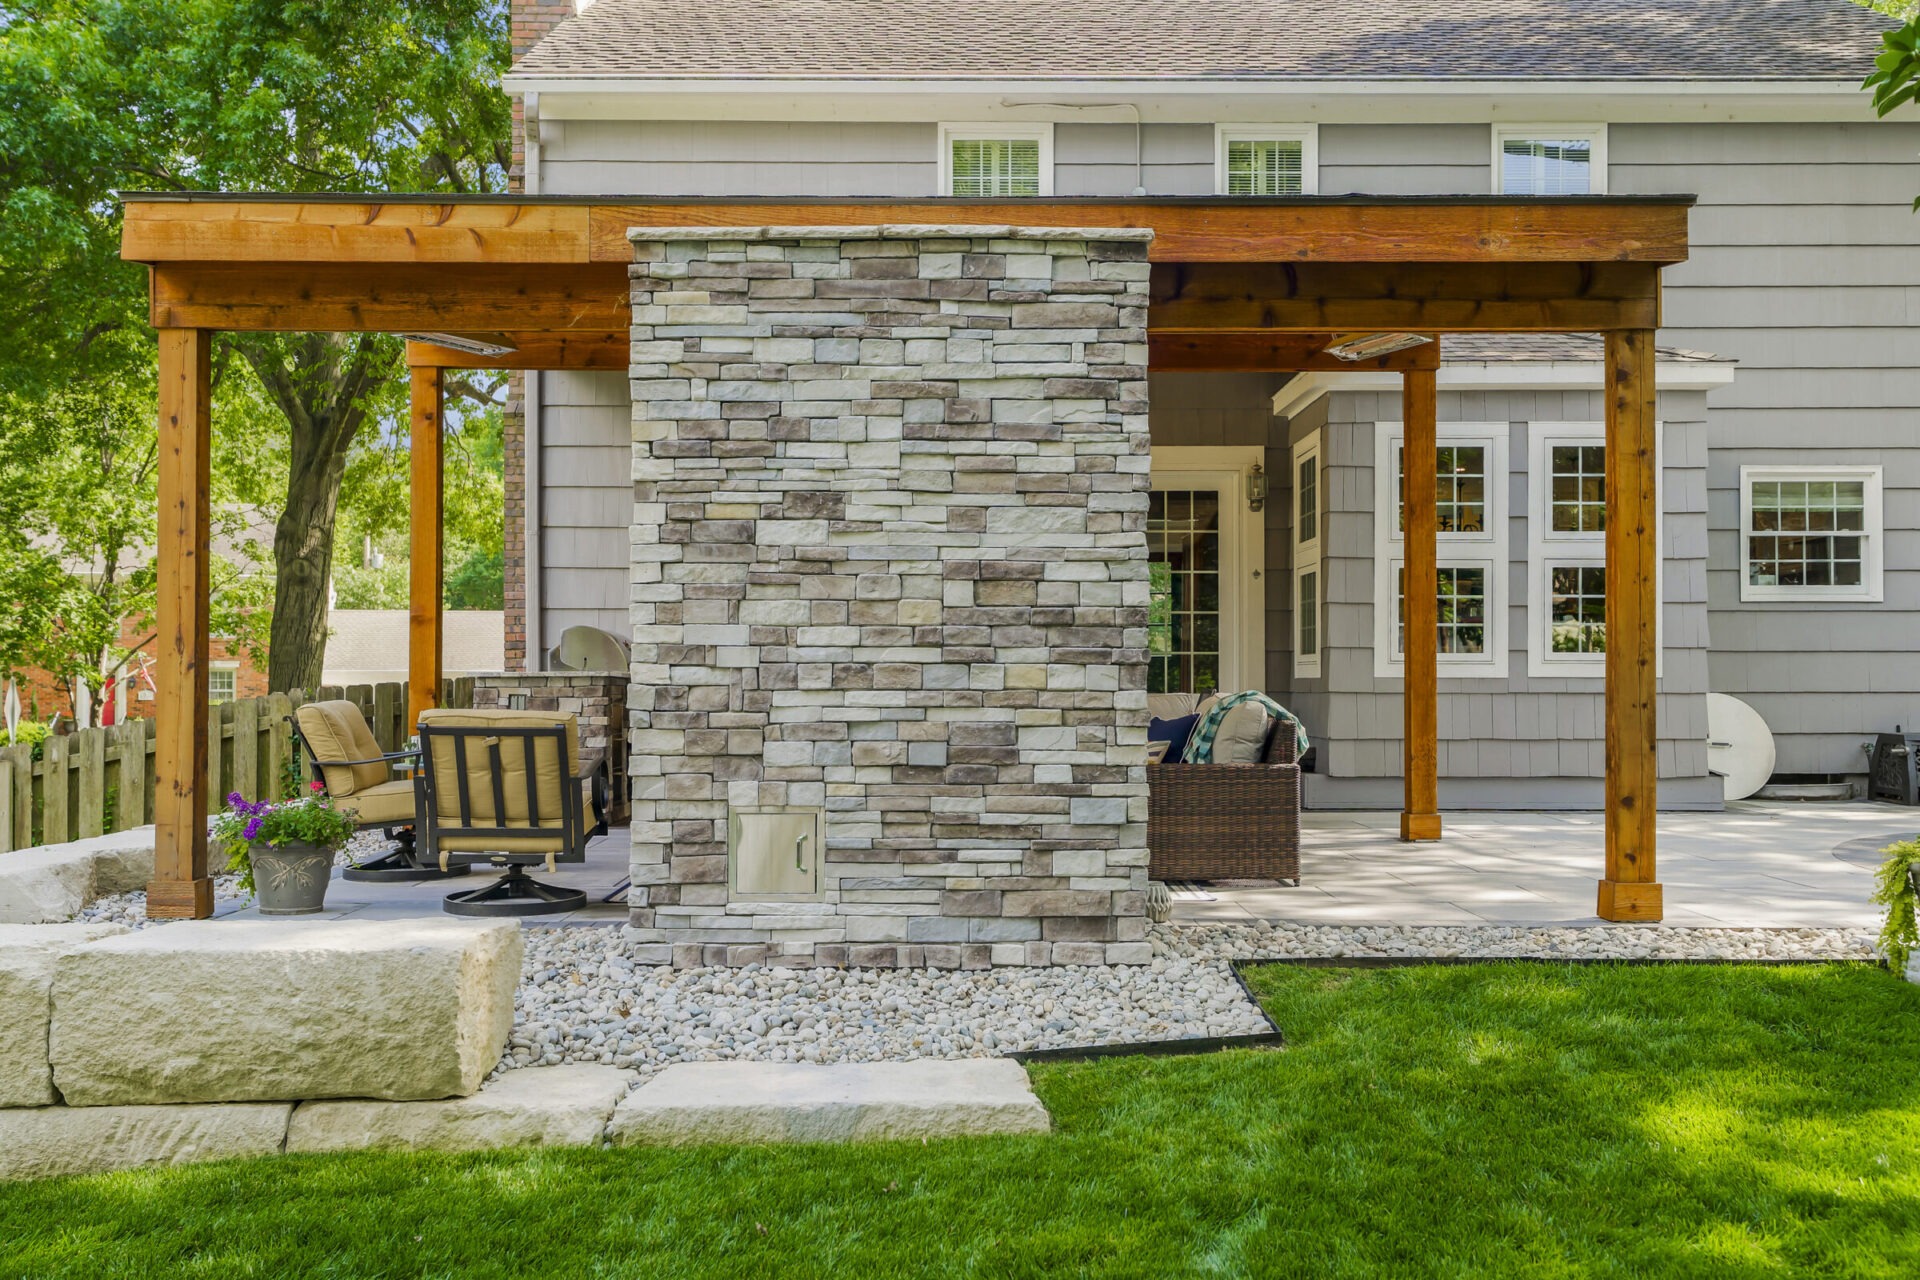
937,122,1054,197
1294,564,1322,681
1491,124,1608,196
1524,422,1665,680
207,661,240,704
1150,446,1268,695
1214,124,1320,196
1739,464,1884,604
1292,432,1323,559
1372,422,1510,679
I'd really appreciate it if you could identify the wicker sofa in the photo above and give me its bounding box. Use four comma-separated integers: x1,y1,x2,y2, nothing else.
1146,693,1302,884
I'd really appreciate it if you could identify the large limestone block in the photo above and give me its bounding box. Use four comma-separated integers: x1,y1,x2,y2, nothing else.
287,1064,631,1154
51,918,521,1106
0,923,128,1107
0,828,154,923
0,1102,289,1181
608,1059,1051,1146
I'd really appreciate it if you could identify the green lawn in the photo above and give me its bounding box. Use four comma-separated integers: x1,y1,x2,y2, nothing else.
5,963,1918,1279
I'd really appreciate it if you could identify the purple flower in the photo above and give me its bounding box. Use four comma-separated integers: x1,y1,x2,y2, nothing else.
227,792,246,810
243,816,263,842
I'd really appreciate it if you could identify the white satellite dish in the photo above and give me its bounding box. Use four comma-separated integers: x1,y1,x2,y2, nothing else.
548,625,630,673
1706,692,1776,802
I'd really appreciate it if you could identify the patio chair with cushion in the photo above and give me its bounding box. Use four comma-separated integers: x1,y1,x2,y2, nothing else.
415,708,609,917
293,700,466,882
1145,691,1302,884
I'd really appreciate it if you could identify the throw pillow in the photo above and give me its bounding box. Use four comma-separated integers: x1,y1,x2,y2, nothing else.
1148,713,1199,762
1212,702,1274,765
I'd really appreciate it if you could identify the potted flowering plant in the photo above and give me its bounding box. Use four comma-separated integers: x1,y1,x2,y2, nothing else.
210,783,357,916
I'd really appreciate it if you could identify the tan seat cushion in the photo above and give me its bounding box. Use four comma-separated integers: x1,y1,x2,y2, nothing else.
335,779,418,827
1212,701,1273,765
296,701,391,797
1147,693,1199,722
416,708,582,835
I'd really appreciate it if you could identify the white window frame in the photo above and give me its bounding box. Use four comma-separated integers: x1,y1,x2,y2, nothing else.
1214,125,1320,197
1149,446,1268,695
1293,433,1323,559
1492,124,1608,196
938,122,1054,197
1372,422,1510,679
1739,464,1884,604
1525,423,1663,679
207,662,239,704
1294,565,1322,681
1292,432,1324,679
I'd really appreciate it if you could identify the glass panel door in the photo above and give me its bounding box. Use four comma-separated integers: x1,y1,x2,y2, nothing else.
1147,487,1223,694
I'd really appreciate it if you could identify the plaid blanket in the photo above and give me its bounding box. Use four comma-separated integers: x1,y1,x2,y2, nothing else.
1180,690,1311,764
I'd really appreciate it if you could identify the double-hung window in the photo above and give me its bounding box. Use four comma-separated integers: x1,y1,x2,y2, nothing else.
1525,424,1661,678
1216,126,1319,196
1741,466,1883,602
1293,433,1324,679
1373,423,1509,678
939,123,1052,197
208,663,238,704
1493,125,1607,196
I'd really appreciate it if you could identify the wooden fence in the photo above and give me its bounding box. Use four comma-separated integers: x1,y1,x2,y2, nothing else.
0,678,474,853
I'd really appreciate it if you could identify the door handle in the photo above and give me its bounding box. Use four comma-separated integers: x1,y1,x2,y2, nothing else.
795,831,809,870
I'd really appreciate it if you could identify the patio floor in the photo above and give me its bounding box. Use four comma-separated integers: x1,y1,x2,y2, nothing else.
1172,801,1920,929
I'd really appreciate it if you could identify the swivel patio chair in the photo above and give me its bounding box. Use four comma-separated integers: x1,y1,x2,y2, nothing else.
292,699,466,883
415,708,608,917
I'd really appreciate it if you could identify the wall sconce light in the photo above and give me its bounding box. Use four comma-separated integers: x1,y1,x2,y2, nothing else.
1247,463,1269,513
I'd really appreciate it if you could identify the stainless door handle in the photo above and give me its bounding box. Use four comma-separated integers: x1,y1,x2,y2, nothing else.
795,832,809,870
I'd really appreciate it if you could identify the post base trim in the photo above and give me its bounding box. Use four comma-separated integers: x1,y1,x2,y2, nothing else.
1399,811,1443,842
1596,879,1663,922
146,878,216,919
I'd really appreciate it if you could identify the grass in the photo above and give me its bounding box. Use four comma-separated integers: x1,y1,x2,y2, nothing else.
3,963,1919,1279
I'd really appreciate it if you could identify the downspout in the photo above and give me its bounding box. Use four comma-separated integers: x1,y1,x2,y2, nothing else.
522,92,545,668
999,100,1148,196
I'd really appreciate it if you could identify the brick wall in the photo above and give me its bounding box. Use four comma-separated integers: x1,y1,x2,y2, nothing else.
471,670,629,822
623,226,1154,968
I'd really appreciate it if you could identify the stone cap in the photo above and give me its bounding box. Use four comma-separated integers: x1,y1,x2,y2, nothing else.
626,224,1156,244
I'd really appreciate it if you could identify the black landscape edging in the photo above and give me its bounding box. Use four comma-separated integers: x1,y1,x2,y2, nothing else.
1003,959,1288,1065
1235,955,1881,971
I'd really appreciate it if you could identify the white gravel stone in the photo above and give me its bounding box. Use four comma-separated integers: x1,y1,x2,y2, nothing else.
75,830,394,928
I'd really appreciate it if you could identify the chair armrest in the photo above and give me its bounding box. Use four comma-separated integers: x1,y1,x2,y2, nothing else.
574,748,606,781
315,750,420,768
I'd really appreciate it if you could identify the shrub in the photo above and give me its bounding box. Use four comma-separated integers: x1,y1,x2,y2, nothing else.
1872,838,1920,974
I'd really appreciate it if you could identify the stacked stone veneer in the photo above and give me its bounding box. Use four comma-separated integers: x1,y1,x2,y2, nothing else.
471,672,630,823
624,226,1154,969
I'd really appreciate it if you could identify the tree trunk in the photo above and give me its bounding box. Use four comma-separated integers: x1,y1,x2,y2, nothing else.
233,333,393,693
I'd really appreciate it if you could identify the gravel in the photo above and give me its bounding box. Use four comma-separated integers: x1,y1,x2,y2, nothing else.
76,831,397,929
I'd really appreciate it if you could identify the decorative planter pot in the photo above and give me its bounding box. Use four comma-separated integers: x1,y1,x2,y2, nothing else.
249,841,337,916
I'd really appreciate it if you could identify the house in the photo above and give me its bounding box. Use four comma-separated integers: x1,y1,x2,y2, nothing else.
499,0,1917,808
115,0,1915,953
320,610,506,688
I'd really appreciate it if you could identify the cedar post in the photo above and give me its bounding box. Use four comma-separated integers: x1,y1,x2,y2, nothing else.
148,329,214,918
408,364,446,731
1599,330,1663,920
1400,365,1442,842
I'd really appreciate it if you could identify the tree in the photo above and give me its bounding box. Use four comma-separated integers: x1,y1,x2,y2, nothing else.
1864,5,1920,206
0,0,511,691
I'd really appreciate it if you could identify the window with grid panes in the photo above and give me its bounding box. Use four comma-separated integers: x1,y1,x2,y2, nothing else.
1297,454,1318,545
1298,569,1319,660
1549,564,1607,654
1226,139,1305,196
1550,443,1607,532
1746,477,1869,591
1395,444,1488,534
1396,565,1489,657
1147,488,1222,693
949,138,1041,197
208,666,237,703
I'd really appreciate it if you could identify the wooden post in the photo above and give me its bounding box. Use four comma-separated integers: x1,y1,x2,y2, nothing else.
1600,330,1663,920
1400,365,1442,842
149,329,214,919
408,364,445,732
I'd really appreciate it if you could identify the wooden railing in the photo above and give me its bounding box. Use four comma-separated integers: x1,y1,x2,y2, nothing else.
0,678,474,853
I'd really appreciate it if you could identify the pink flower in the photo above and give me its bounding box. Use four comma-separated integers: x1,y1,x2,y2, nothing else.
310,780,325,792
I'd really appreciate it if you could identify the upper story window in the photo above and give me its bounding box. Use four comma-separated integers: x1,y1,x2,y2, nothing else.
1216,126,1319,196
1741,466,1883,603
939,123,1052,197
1493,125,1607,196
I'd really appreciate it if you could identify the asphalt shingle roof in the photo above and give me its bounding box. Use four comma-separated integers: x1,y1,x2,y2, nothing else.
512,0,1892,81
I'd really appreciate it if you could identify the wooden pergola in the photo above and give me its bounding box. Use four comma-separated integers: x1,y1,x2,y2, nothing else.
122,193,1689,924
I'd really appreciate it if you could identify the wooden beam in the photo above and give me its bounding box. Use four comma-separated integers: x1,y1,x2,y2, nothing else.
408,366,445,732
149,329,214,919
1400,364,1442,843
120,196,1694,268
1599,329,1663,921
151,262,630,333
1149,262,1662,333
1148,331,1439,374
122,200,590,264
405,332,629,371
588,201,1692,265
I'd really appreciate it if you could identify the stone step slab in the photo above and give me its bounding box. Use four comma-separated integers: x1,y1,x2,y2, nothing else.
0,1102,290,1181
0,827,155,924
607,1059,1051,1146
50,918,521,1107
287,1064,633,1154
0,923,128,1107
